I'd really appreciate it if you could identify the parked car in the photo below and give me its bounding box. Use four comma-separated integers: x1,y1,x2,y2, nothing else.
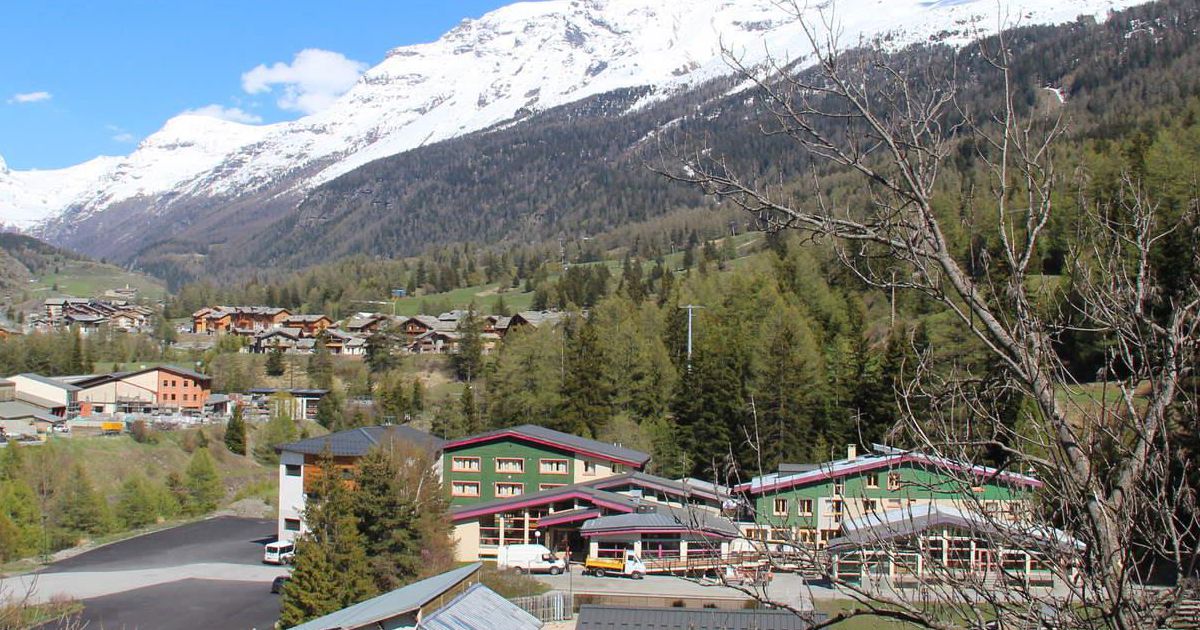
497,544,567,574
271,575,290,594
263,541,295,565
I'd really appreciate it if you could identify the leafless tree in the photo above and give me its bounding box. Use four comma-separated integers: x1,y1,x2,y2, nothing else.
655,1,1200,627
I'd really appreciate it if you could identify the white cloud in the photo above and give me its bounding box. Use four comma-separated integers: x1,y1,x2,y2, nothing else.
182,104,263,124
241,49,366,114
8,91,52,104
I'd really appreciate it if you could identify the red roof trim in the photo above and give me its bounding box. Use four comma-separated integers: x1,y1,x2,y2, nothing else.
737,454,1043,494
451,492,634,522
444,431,644,467
581,527,734,539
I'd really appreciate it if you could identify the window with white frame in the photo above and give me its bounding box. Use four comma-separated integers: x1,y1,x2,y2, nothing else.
539,459,569,475
832,481,845,495
797,499,814,516
495,482,524,497
773,498,789,516
495,458,525,474
888,472,903,491
583,460,597,476
451,456,481,472
865,474,880,489
539,483,565,491
451,481,480,497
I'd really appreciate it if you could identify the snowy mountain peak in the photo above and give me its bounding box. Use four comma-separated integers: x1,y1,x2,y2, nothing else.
2,0,1146,239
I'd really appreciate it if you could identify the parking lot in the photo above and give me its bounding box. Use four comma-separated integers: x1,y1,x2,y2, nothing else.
18,516,287,630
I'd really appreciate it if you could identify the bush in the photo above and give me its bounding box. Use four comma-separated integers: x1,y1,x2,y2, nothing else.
129,420,158,444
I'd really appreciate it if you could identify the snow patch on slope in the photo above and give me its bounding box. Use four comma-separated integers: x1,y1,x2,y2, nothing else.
2,0,1144,234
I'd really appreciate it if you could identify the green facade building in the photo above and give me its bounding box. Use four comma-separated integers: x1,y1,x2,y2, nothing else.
442,424,651,505
738,445,1040,546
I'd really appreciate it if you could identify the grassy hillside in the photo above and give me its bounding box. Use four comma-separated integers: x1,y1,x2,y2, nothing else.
31,259,166,302
0,232,166,315
32,432,272,504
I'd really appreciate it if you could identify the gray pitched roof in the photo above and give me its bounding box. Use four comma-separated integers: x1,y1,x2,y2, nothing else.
277,425,445,457
827,504,1079,552
446,423,650,467
589,472,729,503
0,401,60,423
13,373,81,392
580,504,741,538
577,605,824,630
289,563,481,630
418,583,543,630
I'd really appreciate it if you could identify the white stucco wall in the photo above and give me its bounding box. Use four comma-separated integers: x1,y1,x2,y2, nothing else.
277,450,306,543
8,376,70,407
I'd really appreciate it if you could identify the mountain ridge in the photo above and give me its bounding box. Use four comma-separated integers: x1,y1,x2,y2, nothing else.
0,0,1149,266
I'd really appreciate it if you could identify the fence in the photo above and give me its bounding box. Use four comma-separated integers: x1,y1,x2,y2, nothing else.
511,590,573,622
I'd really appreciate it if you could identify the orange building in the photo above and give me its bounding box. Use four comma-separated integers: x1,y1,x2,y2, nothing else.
283,314,332,336
192,306,291,334
73,365,212,415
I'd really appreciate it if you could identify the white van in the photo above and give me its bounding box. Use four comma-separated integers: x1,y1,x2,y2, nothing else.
263,541,295,565
497,544,567,574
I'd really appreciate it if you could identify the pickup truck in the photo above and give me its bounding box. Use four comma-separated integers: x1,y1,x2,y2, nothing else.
583,553,646,579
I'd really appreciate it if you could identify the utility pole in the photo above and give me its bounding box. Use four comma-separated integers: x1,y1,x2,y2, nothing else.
680,304,705,367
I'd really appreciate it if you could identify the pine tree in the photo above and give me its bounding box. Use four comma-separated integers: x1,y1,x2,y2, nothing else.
619,256,646,304
365,323,400,373
283,450,376,625
409,379,425,413
308,338,334,389
315,390,344,429
460,384,482,436
59,464,113,538
352,447,424,590
69,330,85,374
753,304,826,469
281,537,339,626
452,309,485,382
494,294,511,317
184,448,223,514
559,315,610,437
672,346,745,480
224,405,247,455
265,349,286,377
0,480,42,559
116,475,160,529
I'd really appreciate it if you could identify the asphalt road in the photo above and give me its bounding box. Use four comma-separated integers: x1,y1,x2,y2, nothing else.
43,515,276,573
47,579,283,630
28,516,286,630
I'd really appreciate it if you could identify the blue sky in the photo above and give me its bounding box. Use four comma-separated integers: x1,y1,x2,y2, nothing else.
0,1,514,170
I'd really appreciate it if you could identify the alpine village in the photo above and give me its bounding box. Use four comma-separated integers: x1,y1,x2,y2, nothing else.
0,0,1197,628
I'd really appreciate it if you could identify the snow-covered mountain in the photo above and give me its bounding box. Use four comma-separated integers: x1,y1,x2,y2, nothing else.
1,0,1143,247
